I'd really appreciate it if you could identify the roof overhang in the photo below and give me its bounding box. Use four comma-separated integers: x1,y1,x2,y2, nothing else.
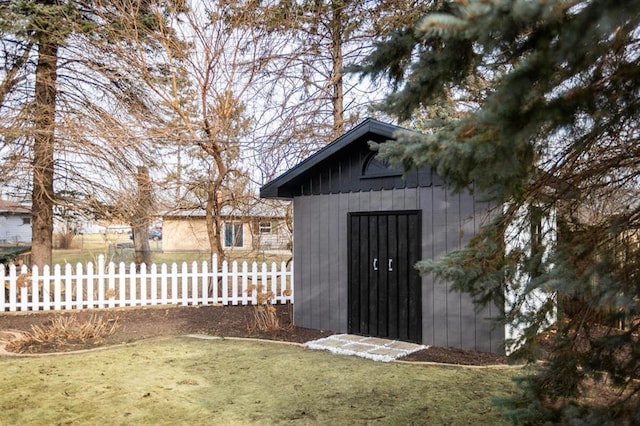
260,118,406,199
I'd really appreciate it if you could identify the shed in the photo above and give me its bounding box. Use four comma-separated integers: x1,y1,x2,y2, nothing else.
261,118,504,354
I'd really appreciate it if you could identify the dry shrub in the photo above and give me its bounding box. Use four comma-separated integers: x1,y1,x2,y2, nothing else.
247,284,281,332
7,314,120,353
54,232,76,249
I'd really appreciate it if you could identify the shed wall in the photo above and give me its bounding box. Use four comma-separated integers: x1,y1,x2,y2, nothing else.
293,187,504,353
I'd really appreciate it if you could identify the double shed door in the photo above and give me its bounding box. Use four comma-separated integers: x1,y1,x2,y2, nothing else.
348,211,422,343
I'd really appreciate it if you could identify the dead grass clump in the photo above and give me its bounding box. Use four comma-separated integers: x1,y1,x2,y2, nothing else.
7,314,120,353
247,285,284,332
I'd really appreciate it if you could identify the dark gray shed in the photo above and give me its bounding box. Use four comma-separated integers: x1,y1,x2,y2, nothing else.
261,118,504,354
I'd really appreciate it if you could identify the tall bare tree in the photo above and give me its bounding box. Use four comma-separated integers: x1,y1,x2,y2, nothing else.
243,0,432,184
114,1,277,259
0,0,183,267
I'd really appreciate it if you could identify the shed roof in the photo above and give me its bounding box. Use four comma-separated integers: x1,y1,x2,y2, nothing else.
260,118,409,199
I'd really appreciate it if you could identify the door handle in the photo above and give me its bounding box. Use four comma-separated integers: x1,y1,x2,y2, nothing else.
373,258,378,271
388,259,393,271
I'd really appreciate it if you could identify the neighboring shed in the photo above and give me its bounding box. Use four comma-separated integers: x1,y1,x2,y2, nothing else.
261,118,504,354
0,200,32,244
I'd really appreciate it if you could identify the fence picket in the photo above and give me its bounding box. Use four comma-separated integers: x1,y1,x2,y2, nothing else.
150,264,158,306
118,263,126,307
241,262,248,305
250,262,258,304
160,263,168,304
231,261,239,306
97,256,105,309
139,263,147,306
200,261,208,305
42,265,51,311
190,261,198,305
211,254,218,303
64,264,73,310
87,262,95,309
31,265,40,311
8,265,16,311
221,261,229,305
1,257,293,312
0,266,5,309
107,261,115,309
54,264,62,311
181,262,189,306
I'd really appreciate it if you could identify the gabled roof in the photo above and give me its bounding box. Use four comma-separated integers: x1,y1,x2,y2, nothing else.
260,118,406,199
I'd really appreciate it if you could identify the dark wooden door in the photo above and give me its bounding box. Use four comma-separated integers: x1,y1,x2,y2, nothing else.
348,211,422,343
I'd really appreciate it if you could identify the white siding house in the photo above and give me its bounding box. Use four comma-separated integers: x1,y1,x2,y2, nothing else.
0,200,31,243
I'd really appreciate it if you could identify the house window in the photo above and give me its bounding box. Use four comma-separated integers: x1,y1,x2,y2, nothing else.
22,217,30,225
259,221,272,234
224,223,243,248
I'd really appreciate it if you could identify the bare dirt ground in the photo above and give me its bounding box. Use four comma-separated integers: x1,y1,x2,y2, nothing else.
0,304,507,365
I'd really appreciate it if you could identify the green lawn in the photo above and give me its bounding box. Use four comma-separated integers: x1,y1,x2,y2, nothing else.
0,337,517,425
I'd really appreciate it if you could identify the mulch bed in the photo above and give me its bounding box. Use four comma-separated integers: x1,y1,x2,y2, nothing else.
0,304,507,365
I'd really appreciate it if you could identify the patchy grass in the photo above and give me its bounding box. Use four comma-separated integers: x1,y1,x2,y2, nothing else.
0,338,516,425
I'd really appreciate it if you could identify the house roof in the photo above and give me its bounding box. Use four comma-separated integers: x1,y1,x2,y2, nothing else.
161,201,288,219
260,118,409,199
0,200,31,215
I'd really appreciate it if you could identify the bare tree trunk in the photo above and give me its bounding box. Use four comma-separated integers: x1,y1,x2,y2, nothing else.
132,166,152,267
205,184,225,261
330,0,344,137
31,39,58,269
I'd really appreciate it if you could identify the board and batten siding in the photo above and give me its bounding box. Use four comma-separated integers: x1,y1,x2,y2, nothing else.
293,186,504,354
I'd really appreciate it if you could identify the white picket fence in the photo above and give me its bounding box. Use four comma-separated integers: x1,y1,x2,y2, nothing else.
1,255,293,312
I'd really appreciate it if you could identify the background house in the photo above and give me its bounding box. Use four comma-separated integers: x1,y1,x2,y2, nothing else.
0,200,31,244
261,118,505,354
161,201,291,254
